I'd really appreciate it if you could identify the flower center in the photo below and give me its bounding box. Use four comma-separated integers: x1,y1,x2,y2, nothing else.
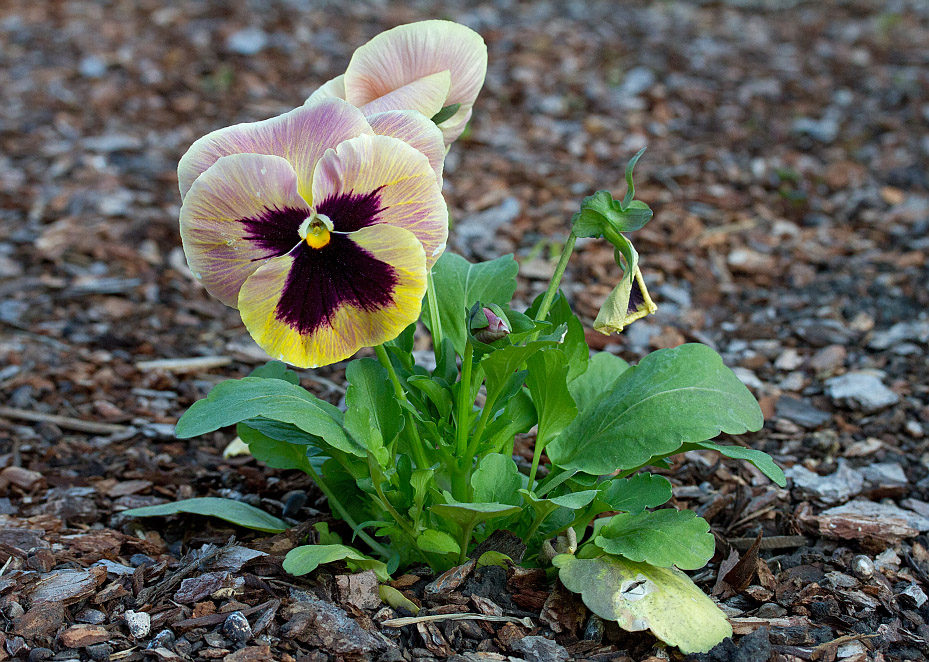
297,212,333,249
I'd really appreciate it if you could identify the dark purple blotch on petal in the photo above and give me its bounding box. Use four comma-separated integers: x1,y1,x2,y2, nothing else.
317,187,386,232
241,205,306,257
627,276,645,314
275,234,398,335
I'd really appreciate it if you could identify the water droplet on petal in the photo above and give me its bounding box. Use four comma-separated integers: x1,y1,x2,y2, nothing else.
260,167,267,175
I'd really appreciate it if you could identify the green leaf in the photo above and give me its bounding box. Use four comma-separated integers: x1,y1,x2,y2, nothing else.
314,522,342,545
477,550,513,567
597,473,672,515
248,360,300,384
379,584,421,614
471,453,522,505
407,375,454,420
526,350,577,458
430,501,522,535
123,497,288,533
553,553,731,654
594,509,713,570
283,544,389,581
237,421,326,472
423,252,519,355
176,377,363,456
547,344,764,475
431,102,461,125
480,389,537,454
622,146,647,209
343,359,401,465
684,441,786,487
481,340,554,411
569,352,630,415
416,529,461,555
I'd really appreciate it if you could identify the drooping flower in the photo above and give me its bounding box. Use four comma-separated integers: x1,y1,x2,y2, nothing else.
593,267,657,335
306,20,487,146
178,99,448,368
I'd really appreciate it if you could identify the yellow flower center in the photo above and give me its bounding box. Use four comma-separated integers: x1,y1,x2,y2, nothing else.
298,212,333,249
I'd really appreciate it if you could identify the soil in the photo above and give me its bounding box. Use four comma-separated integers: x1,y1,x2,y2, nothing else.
1,1,928,661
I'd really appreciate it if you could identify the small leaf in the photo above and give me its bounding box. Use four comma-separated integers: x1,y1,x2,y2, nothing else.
284,544,390,581
430,501,522,536
314,522,342,545
417,529,461,556
526,350,577,463
422,252,519,355
569,351,630,414
237,421,327,472
471,453,522,505
686,441,786,487
343,359,401,464
123,497,288,533
554,553,731,654
477,551,513,567
248,360,300,384
379,585,421,614
547,344,764,475
431,102,461,125
597,473,672,515
594,509,714,570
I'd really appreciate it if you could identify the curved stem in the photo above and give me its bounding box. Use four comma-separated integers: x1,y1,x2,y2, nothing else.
533,231,578,324
375,345,429,470
304,462,391,559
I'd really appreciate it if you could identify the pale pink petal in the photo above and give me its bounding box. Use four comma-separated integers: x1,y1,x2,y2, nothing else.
367,110,445,185
177,98,372,202
180,153,311,307
359,70,450,118
305,74,346,104
311,134,448,268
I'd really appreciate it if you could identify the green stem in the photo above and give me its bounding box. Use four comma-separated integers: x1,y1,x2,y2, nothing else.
522,513,549,545
533,231,578,324
426,269,444,361
455,341,474,457
458,521,477,565
527,437,546,492
375,345,430,470
547,503,599,540
304,462,391,559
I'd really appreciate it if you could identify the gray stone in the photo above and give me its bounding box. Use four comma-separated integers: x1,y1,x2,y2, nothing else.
793,116,839,143
869,321,929,349
124,610,151,639
732,367,763,390
511,635,569,662
226,28,268,55
79,55,107,78
619,66,656,97
860,462,907,487
785,460,863,505
775,395,831,429
825,371,900,412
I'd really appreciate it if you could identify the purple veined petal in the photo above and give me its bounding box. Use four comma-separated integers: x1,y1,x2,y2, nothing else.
180,153,311,307
343,20,487,144
310,133,449,268
358,70,450,119
305,74,347,105
237,223,427,368
366,109,445,185
177,98,373,202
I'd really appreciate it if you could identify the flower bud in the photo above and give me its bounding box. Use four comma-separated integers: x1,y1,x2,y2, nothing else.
471,307,510,343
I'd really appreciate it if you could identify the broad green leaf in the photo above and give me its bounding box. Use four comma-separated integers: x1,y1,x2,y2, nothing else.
422,252,519,355
684,441,786,487
416,529,461,555
123,497,288,533
430,501,522,535
379,585,420,614
343,359,400,465
569,352,630,414
283,544,389,581
471,453,522,505
176,377,363,456
480,389,537,454
480,341,554,411
248,360,299,384
594,509,713,570
407,375,454,419
237,421,326,472
547,344,764,475
597,473,672,515
549,490,600,510
526,350,576,459
553,553,731,654
431,102,461,125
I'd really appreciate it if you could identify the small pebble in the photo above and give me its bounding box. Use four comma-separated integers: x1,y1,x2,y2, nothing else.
850,555,874,580
87,643,112,662
124,609,151,638
75,608,107,625
28,648,53,662
147,629,175,650
223,610,252,643
582,614,605,642
281,490,307,519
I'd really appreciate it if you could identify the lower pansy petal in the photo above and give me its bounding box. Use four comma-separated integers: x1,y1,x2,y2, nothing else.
238,224,427,368
358,70,450,119
180,153,311,307
367,110,446,185
177,98,372,201
311,134,448,268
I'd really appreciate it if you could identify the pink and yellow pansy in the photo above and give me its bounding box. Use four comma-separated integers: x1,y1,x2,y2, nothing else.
178,98,448,368
307,20,487,146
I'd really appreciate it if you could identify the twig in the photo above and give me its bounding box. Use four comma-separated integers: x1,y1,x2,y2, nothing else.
0,406,130,435
381,613,534,628
135,356,232,373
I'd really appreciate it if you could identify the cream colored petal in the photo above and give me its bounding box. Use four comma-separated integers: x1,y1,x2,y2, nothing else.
366,109,445,184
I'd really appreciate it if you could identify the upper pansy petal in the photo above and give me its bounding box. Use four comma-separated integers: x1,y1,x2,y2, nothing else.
238,223,427,368
305,74,347,105
180,153,311,307
177,98,373,201
366,110,446,185
358,70,450,119
311,134,448,267
344,20,487,143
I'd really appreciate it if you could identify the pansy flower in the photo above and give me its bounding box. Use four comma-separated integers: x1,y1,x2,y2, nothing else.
178,98,448,368
307,20,487,146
